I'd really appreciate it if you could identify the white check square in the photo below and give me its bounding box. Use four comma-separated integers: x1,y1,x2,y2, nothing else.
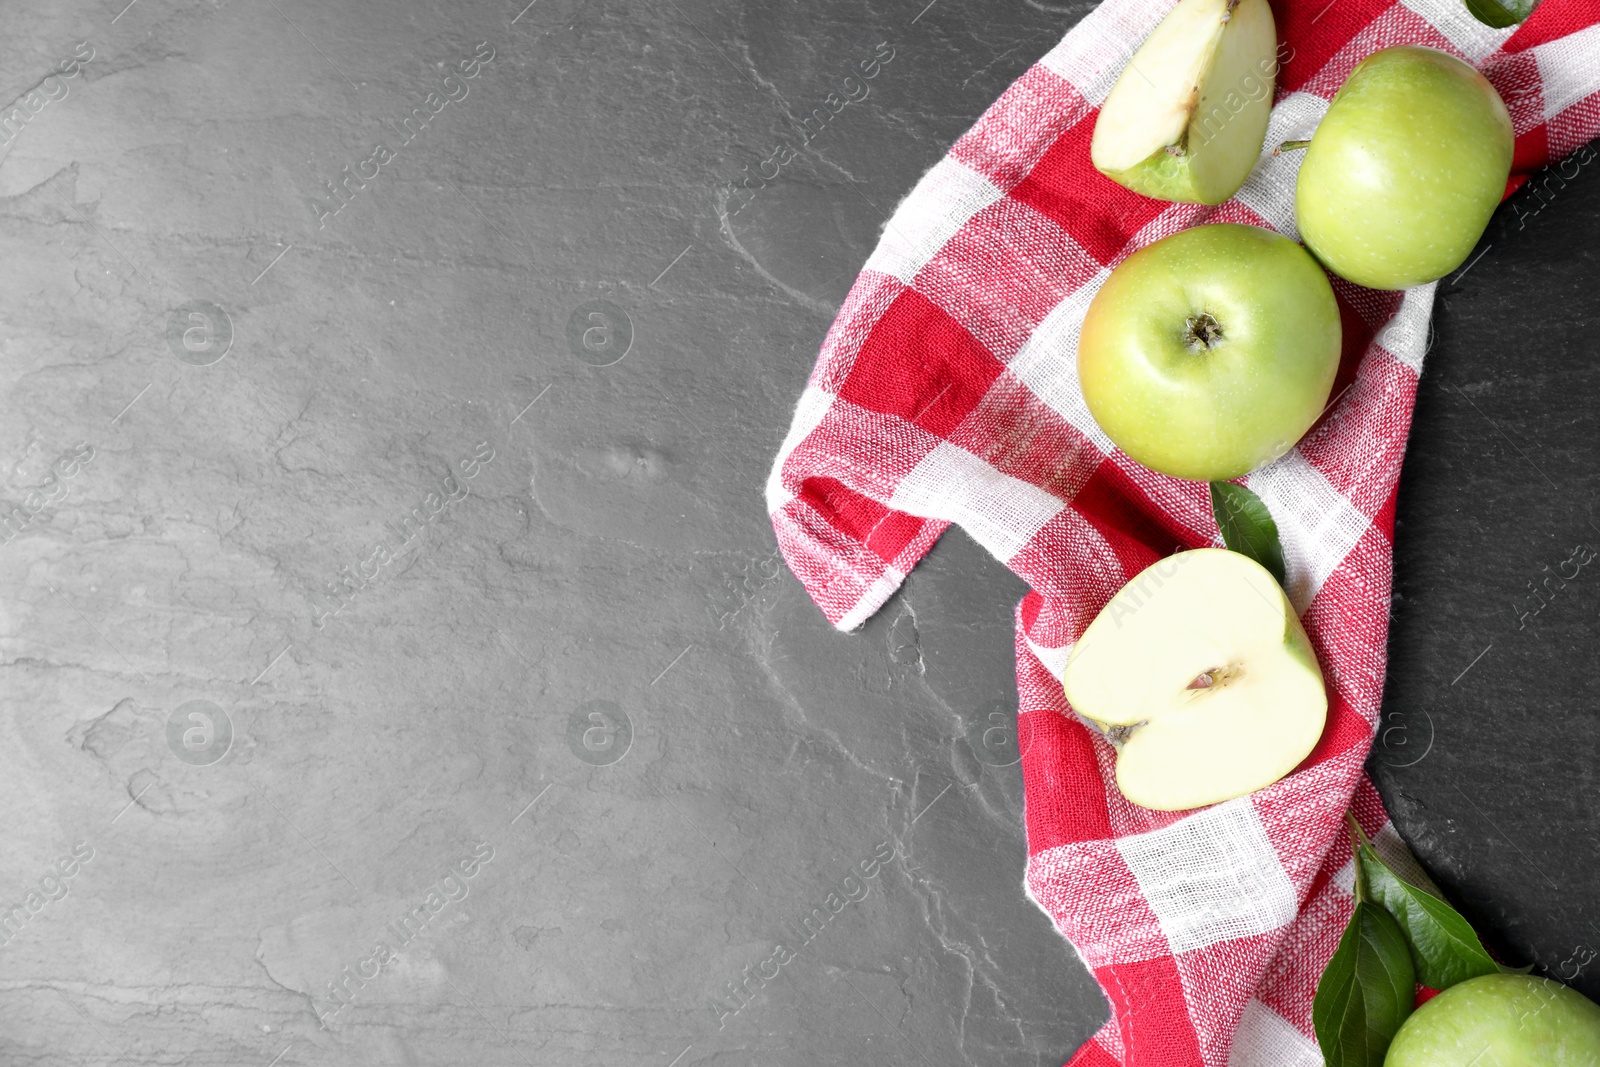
1117,799,1298,956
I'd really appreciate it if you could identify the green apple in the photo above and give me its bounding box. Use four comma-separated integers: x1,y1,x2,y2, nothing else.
1296,45,1513,290
1385,974,1600,1066
1076,223,1341,482
1061,549,1326,811
1091,0,1278,204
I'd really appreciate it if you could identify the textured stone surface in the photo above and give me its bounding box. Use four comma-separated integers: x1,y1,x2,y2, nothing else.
1376,155,1600,1004
0,1,1594,1065
0,1,1100,1064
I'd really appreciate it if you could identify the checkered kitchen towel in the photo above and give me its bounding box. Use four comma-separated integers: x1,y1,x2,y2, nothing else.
766,1,1600,1063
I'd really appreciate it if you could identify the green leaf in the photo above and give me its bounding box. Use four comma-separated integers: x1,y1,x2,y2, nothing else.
1359,843,1500,990
1314,901,1416,1067
1463,0,1536,28
1209,482,1287,587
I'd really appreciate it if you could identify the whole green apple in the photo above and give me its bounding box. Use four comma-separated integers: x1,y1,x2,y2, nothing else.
1076,223,1341,482
1296,45,1513,290
1385,974,1600,1066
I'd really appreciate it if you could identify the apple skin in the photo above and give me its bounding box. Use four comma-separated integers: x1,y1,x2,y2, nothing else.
1076,223,1341,482
1296,46,1513,290
1385,974,1600,1066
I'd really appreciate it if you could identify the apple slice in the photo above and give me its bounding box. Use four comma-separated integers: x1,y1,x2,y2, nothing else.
1090,0,1279,205
1062,548,1326,811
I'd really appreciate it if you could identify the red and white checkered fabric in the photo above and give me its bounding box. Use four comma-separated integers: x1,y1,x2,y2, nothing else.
766,2,1600,1063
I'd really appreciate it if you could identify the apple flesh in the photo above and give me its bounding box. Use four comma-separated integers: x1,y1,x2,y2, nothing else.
1385,974,1600,1066
1076,223,1342,482
1296,45,1513,290
1062,549,1327,811
1092,0,1279,205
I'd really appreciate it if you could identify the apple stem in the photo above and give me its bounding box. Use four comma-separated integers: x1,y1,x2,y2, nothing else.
1184,313,1225,352
1345,812,1372,849
1346,813,1370,903
1273,139,1312,156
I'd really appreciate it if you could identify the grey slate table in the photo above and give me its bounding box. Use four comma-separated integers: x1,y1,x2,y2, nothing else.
0,1,1593,1064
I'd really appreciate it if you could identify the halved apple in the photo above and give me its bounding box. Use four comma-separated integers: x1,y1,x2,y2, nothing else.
1090,0,1279,205
1062,549,1326,811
